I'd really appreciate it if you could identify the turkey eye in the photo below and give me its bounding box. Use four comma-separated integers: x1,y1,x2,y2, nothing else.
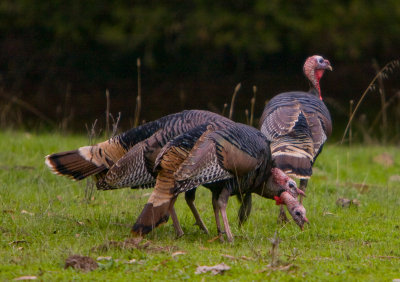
289,182,294,188
295,211,301,216
318,58,324,64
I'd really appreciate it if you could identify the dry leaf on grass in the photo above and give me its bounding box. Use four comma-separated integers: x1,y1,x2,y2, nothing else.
221,254,236,260
336,198,360,208
221,254,254,261
65,255,98,272
172,251,186,257
97,256,112,261
256,264,294,273
3,209,15,214
125,259,137,264
389,175,400,182
195,263,230,275
373,153,394,167
13,276,37,280
207,235,223,243
21,210,34,216
9,240,27,245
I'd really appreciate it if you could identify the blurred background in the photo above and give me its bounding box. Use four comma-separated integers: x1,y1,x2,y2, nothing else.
0,0,399,143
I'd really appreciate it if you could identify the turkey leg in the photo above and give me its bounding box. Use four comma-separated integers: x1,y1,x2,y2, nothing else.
218,188,234,243
169,197,184,238
299,179,308,204
185,189,209,234
238,193,252,227
212,191,225,242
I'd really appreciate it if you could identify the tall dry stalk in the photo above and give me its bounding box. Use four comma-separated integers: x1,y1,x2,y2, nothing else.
269,231,280,267
134,58,142,128
84,119,99,202
249,85,257,127
349,100,353,146
372,60,388,144
110,112,121,137
105,89,110,137
60,84,72,131
367,91,400,135
221,103,228,117
229,83,241,120
341,60,399,144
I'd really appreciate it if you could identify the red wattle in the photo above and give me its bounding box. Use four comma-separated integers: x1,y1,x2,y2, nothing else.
274,196,284,205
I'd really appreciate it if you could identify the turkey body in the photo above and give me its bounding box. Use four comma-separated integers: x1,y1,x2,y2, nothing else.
133,122,307,242
46,110,232,190
46,110,234,235
260,91,332,179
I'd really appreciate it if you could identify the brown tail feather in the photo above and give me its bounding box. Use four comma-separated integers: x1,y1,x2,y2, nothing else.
273,153,312,179
132,202,171,236
45,150,107,180
133,145,189,235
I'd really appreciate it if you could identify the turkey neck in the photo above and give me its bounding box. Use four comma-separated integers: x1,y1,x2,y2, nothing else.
307,68,324,100
254,172,282,199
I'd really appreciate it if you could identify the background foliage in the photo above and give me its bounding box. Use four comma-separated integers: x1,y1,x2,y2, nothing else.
0,0,399,141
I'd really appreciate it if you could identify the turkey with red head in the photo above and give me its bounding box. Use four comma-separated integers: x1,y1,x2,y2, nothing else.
132,122,308,242
259,55,332,221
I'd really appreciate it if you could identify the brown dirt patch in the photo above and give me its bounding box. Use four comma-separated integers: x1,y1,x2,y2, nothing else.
65,255,98,272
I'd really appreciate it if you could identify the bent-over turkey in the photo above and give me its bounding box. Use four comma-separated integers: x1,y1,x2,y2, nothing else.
45,110,234,236
132,122,308,242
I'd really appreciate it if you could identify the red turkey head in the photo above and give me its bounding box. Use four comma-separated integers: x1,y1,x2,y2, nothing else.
303,55,332,100
271,168,305,199
280,191,309,230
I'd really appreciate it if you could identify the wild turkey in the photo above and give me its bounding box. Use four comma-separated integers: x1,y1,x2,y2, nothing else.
259,55,332,221
132,122,308,242
45,110,234,235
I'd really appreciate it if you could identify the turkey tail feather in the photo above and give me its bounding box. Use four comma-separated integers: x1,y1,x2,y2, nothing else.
272,152,312,179
45,150,107,180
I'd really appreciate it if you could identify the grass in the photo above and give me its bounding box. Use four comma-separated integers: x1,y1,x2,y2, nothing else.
1,130,400,281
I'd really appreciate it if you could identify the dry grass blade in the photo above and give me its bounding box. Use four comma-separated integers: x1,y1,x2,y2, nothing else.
269,231,280,267
229,83,241,120
367,91,400,135
105,89,110,137
249,86,257,126
134,58,142,127
110,112,121,137
221,103,228,117
341,60,400,144
372,60,387,143
0,91,55,126
84,119,99,202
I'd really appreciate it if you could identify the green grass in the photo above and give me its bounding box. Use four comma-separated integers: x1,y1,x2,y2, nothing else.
1,130,400,281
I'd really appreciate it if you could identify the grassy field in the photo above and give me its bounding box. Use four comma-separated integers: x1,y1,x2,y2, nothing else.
1,130,400,281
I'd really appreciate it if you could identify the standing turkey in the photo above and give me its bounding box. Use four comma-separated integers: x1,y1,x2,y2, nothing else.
45,110,234,236
259,55,332,221
132,122,308,242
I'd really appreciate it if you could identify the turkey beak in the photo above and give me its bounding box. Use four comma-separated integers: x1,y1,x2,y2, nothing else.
296,188,306,197
300,217,309,231
325,60,333,71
